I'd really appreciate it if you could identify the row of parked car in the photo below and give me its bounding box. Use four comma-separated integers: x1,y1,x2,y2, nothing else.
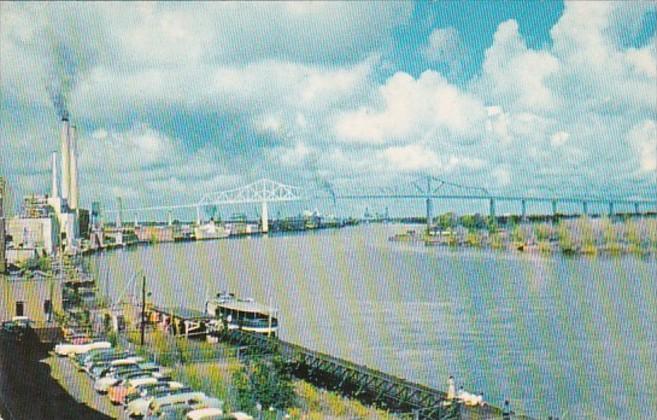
54,340,253,420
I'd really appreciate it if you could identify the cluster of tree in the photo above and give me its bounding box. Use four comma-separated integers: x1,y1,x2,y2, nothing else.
232,355,296,415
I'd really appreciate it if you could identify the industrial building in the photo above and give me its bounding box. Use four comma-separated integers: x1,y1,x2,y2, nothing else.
0,271,62,323
3,117,84,265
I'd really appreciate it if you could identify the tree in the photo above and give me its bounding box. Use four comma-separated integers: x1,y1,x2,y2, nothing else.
438,213,455,230
233,355,296,413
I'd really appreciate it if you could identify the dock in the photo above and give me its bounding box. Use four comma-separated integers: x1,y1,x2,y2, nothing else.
212,328,527,419
148,305,212,338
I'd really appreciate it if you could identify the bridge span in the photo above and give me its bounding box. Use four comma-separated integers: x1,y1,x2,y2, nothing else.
103,176,657,232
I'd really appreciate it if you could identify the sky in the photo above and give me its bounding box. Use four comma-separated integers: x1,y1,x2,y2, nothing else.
0,1,656,218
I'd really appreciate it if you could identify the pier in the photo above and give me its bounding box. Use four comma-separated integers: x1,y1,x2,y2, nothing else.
212,327,523,419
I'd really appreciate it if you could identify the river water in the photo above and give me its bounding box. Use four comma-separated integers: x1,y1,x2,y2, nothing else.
87,224,657,419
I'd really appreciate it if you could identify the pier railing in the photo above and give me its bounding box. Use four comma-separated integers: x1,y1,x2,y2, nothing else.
213,328,507,419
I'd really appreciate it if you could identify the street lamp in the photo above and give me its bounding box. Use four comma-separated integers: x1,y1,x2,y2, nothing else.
140,274,152,346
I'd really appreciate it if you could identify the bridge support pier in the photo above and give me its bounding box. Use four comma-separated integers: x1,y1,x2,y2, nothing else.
196,206,201,225
521,199,526,222
634,202,640,215
608,202,614,217
261,201,269,233
426,198,433,232
552,200,558,219
489,198,495,220
582,201,588,217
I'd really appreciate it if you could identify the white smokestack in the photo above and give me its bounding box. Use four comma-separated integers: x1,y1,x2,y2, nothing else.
69,125,79,210
51,151,59,198
60,118,71,202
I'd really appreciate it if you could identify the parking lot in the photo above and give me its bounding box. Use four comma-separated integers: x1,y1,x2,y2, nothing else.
46,353,128,419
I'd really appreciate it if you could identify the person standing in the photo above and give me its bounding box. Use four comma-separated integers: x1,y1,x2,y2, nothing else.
447,376,456,400
502,399,512,419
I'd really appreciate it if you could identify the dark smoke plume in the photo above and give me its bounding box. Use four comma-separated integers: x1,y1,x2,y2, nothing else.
46,39,79,119
43,12,93,120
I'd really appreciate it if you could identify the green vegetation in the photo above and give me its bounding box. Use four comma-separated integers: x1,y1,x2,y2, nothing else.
575,217,597,255
126,329,233,366
402,217,657,257
489,232,505,250
17,255,52,272
173,361,239,409
465,231,483,247
511,225,524,242
437,212,456,230
291,381,391,419
232,355,296,413
534,223,553,241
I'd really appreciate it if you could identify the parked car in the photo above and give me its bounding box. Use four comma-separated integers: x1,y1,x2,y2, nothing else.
185,407,227,420
95,368,163,393
125,386,194,418
147,402,194,419
73,348,123,370
86,352,139,376
145,393,222,418
122,381,186,407
54,341,111,357
108,376,174,405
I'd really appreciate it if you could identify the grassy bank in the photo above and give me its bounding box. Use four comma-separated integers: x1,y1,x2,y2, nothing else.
123,330,392,418
418,217,657,256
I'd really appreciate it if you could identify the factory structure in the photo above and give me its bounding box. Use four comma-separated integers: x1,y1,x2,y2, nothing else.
2,117,88,268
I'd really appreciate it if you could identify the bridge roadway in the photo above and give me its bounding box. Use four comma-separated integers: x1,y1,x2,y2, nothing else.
214,328,532,420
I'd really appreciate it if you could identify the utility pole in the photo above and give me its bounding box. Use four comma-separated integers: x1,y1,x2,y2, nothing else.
140,274,146,346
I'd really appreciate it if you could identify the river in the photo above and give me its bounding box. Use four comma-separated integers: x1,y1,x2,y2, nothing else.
87,224,657,419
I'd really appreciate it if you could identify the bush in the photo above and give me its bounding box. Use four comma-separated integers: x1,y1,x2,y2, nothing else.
534,223,552,241
233,355,296,413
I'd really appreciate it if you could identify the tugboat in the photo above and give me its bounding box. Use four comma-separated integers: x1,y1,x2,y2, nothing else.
205,292,278,336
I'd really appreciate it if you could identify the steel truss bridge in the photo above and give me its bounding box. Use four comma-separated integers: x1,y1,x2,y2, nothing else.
214,328,514,420
104,176,657,230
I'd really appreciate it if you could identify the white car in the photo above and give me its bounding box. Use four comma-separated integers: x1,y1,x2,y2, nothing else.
95,370,160,394
125,387,195,418
145,392,221,418
110,356,144,366
185,407,225,420
54,341,111,357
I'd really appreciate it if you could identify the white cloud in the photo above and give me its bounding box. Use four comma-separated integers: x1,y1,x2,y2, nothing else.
476,19,560,112
269,142,313,168
80,124,183,171
628,120,657,172
485,106,511,144
335,70,487,144
2,1,656,207
548,2,656,113
422,27,463,74
492,166,512,187
91,129,108,140
625,37,657,78
380,145,440,172
550,131,570,147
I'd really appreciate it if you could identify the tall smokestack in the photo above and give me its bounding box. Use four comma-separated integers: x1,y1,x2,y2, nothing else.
60,117,71,202
69,125,79,209
51,151,59,198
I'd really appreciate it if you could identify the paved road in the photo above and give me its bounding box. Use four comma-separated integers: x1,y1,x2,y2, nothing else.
0,336,113,420
46,354,126,419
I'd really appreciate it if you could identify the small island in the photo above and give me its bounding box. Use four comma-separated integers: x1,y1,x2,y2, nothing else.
391,214,657,256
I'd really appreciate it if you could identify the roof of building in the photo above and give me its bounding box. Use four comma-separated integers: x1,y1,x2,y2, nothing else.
151,306,211,320
212,299,275,315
